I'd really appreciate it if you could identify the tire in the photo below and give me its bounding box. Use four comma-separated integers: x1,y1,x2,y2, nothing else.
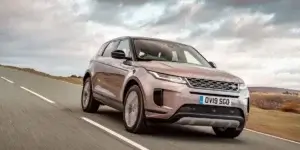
123,85,147,134
81,77,100,113
213,124,245,138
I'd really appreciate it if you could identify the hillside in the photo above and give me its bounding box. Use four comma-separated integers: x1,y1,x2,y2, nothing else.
0,64,82,85
249,87,299,95
249,86,300,93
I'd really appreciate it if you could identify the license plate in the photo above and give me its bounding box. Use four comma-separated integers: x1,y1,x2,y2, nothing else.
199,95,232,106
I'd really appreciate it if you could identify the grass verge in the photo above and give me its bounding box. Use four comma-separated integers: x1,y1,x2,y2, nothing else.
246,106,300,142
0,64,83,85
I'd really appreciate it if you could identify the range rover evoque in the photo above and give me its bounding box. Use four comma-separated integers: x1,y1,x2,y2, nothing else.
81,36,250,138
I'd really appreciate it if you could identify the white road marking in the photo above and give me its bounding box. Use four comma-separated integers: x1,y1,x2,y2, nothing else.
245,128,300,145
81,117,149,150
20,86,56,104
1,76,14,84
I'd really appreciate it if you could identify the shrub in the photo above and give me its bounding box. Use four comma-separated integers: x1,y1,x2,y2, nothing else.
250,92,300,114
280,101,300,114
70,75,77,78
250,93,284,109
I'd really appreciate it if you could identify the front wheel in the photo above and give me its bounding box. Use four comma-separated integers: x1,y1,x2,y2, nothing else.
81,77,100,113
123,85,147,134
213,125,244,138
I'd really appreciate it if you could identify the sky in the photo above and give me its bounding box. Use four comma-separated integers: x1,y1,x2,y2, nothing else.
0,0,300,90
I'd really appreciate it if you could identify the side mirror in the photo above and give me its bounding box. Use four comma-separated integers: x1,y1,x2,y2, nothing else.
111,50,125,59
209,61,217,68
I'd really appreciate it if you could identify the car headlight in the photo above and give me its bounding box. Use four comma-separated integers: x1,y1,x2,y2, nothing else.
148,71,186,84
239,83,249,98
239,83,248,90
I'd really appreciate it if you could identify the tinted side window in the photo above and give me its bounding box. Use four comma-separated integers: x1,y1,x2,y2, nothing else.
117,39,131,57
97,42,108,56
102,41,119,57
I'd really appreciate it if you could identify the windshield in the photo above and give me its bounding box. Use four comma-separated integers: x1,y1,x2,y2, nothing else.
133,39,212,67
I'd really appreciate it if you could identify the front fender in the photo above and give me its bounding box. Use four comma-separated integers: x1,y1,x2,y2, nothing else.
120,68,147,103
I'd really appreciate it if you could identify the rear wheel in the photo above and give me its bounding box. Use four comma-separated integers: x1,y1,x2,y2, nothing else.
213,124,244,138
123,85,148,133
81,77,100,113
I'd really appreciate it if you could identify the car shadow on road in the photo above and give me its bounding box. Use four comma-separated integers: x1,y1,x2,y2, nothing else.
145,124,245,144
97,108,245,144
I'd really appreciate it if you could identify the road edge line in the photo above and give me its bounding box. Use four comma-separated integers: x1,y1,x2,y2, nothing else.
20,86,56,104
1,76,14,84
245,128,300,145
81,117,149,150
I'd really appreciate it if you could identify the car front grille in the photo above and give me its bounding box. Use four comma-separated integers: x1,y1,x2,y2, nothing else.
186,78,239,92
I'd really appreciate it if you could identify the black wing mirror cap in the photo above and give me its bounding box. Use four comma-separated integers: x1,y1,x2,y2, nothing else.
111,50,126,59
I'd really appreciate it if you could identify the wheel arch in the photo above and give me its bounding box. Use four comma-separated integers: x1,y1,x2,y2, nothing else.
122,77,146,104
83,71,91,82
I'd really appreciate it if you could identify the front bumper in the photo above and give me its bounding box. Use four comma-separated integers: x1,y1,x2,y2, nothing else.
137,71,249,127
149,104,245,128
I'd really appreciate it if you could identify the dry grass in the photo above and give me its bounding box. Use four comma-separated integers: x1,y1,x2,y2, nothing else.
281,101,300,113
246,106,300,142
60,77,82,85
250,92,300,114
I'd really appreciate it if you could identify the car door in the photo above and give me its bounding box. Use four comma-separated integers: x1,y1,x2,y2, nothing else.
92,38,134,110
92,40,120,102
89,41,108,83
108,38,134,103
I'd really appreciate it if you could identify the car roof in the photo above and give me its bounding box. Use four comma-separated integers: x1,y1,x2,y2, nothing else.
109,36,190,47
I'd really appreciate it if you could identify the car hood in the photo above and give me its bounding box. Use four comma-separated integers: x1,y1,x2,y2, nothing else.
135,61,244,83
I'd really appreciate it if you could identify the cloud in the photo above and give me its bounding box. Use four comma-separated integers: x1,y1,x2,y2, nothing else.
0,0,300,90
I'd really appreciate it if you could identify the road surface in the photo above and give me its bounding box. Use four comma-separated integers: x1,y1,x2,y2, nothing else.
0,66,299,150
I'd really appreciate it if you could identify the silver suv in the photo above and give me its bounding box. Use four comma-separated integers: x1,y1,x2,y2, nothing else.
81,36,250,138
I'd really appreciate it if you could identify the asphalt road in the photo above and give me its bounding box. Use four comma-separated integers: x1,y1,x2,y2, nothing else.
0,66,299,150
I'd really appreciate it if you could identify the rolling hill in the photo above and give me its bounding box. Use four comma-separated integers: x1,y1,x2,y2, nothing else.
249,86,300,94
